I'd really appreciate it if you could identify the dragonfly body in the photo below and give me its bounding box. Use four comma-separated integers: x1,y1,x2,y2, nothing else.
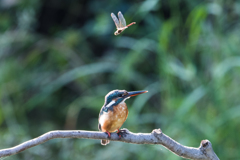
111,11,136,35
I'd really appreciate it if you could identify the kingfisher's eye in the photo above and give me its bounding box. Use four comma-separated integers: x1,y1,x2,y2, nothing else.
119,92,127,97
118,93,123,97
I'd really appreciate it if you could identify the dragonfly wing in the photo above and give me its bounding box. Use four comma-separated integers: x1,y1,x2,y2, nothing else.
111,13,120,29
118,11,126,28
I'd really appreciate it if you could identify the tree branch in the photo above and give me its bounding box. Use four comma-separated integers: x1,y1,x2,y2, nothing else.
0,128,219,160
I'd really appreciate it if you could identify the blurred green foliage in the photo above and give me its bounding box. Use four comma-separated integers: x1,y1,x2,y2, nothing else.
0,0,240,159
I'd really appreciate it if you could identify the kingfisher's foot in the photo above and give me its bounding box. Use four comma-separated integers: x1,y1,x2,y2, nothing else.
117,129,121,138
117,129,128,138
105,131,111,138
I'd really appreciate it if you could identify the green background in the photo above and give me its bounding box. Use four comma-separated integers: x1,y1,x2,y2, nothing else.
0,0,239,159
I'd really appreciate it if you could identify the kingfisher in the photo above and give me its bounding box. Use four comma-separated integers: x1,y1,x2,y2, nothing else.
98,89,148,145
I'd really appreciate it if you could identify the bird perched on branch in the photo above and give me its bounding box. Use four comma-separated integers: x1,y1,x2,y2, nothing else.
98,89,148,145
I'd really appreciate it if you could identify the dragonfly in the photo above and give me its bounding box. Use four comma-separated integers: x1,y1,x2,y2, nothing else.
111,11,136,35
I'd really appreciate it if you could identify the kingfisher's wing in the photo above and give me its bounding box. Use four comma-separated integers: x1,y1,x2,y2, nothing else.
118,11,126,28
111,13,120,29
98,123,102,131
98,106,104,131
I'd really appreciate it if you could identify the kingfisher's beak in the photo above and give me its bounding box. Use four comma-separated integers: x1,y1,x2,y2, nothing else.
127,90,148,97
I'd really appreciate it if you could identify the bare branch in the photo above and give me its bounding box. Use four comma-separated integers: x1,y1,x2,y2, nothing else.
0,129,219,160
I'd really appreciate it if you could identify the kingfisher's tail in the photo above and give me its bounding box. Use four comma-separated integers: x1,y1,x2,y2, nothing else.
101,139,110,145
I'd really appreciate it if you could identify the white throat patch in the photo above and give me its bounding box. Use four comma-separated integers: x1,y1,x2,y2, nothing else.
120,97,130,104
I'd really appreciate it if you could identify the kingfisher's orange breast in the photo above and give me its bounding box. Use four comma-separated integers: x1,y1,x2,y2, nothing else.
99,102,128,133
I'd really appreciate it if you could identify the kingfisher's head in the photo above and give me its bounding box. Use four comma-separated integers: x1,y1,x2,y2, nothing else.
103,89,148,110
